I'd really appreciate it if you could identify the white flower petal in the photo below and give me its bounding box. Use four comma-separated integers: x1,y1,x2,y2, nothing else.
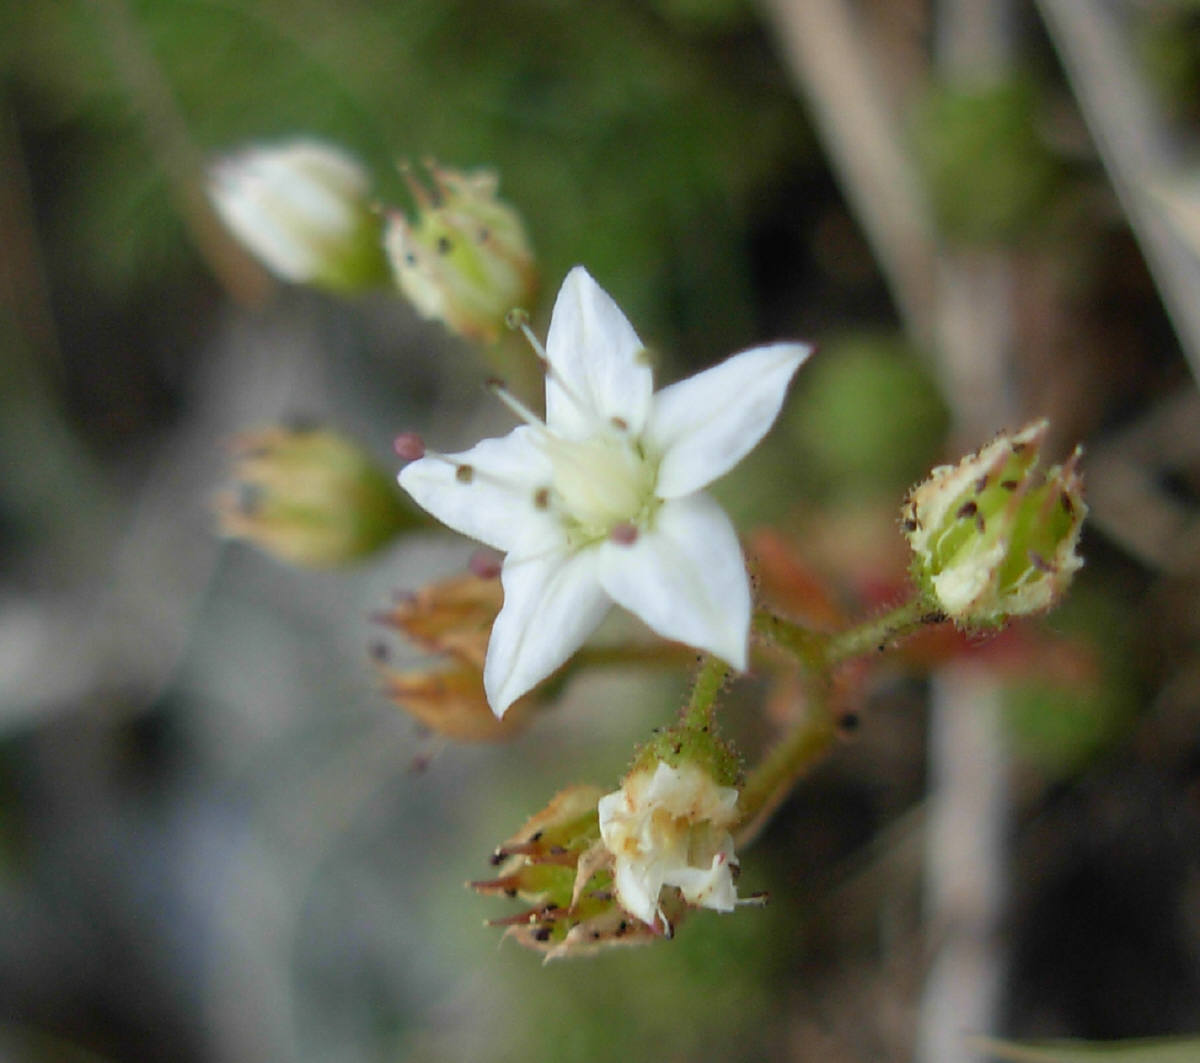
398,425,555,554
544,267,654,439
610,851,666,926
597,493,750,669
484,546,611,715
646,342,812,499
666,850,739,912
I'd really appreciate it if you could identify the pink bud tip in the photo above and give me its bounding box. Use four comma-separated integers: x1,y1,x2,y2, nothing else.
393,432,425,461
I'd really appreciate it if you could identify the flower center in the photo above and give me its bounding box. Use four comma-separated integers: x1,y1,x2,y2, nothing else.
546,430,656,540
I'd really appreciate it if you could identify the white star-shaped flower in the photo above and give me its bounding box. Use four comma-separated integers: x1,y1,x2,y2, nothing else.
399,266,811,716
597,760,741,931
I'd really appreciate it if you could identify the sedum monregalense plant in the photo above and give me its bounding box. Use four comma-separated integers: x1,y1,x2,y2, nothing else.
211,140,1088,959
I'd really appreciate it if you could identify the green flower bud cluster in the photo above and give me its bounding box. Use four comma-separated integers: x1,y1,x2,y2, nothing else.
902,420,1086,627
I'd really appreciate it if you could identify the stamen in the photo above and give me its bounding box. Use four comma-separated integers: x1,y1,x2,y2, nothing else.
486,378,548,431
514,320,608,432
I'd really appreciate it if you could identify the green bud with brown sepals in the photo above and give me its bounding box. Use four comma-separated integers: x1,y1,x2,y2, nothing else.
384,161,537,344
902,420,1086,628
217,425,413,567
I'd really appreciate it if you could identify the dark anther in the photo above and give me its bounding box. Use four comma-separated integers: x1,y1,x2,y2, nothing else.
956,500,978,520
529,830,544,843
902,518,918,533
504,887,517,898
532,926,552,942
610,416,629,431
436,235,453,255
489,850,506,866
1002,479,1019,491
533,487,551,510
455,464,475,484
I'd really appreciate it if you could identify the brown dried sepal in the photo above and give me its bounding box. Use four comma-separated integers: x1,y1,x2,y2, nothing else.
470,785,676,960
379,662,529,742
376,572,502,668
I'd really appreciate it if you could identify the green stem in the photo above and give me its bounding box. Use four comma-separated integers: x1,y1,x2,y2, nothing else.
679,654,729,732
754,596,940,672
824,597,941,665
737,596,942,843
737,686,836,846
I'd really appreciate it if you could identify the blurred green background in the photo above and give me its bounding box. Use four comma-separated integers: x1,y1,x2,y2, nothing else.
2,1,1200,1061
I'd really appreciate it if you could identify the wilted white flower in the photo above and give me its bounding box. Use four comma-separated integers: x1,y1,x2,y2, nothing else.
398,266,811,715
598,760,741,932
208,139,388,292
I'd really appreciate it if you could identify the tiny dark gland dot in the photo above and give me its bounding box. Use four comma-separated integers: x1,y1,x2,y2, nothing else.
505,888,517,898
672,742,682,755
956,500,978,520
617,920,628,934
530,830,544,843
436,235,453,254
839,712,861,733
1061,493,1074,514
456,465,475,483
368,641,389,662
534,487,551,510
1002,479,1019,491
533,926,552,942
405,252,417,266
1012,441,1027,452
611,416,628,431
903,519,918,532
591,931,601,940
490,851,505,866
974,475,989,493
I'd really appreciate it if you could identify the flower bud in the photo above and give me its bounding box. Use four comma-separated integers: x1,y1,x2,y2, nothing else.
471,786,668,959
384,162,537,342
902,420,1086,627
216,425,410,567
208,139,390,292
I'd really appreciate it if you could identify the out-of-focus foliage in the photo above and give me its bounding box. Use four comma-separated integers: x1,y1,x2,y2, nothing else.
1002,586,1136,777
912,79,1061,245
3,0,809,346
786,333,949,498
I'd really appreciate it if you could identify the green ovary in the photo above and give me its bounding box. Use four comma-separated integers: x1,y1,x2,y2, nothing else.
549,433,657,539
